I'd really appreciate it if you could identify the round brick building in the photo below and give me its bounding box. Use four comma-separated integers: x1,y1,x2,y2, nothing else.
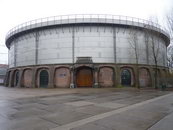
4,14,170,88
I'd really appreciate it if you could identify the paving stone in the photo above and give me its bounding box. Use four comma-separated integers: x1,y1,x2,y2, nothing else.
0,117,58,130
41,95,80,102
92,99,170,130
75,105,113,115
0,107,19,118
41,111,91,125
12,102,46,110
114,96,148,105
0,100,19,108
74,95,98,100
41,104,76,113
71,123,112,130
91,112,153,130
37,99,60,105
9,108,50,119
148,112,173,130
94,102,126,109
0,114,10,124
87,97,113,103
13,98,41,105
65,101,95,107
38,96,81,105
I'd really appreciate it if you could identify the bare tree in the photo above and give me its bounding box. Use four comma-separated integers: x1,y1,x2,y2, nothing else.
151,34,161,89
150,17,162,88
129,29,140,88
166,8,173,40
167,45,173,68
144,31,149,65
129,29,139,64
166,8,173,69
144,17,162,89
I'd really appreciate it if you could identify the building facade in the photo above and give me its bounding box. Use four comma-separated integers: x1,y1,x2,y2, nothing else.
4,14,170,88
0,64,8,85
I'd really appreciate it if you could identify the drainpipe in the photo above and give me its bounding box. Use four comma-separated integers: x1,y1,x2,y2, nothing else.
70,26,75,88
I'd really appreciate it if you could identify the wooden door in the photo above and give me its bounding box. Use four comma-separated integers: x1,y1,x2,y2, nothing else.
76,68,93,87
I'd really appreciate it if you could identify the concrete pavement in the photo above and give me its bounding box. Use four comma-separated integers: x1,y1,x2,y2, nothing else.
0,86,172,130
51,93,173,130
148,112,173,130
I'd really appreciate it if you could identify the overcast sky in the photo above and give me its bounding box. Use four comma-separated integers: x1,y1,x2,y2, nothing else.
0,0,172,64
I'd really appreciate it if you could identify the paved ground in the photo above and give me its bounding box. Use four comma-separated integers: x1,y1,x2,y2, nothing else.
0,86,173,130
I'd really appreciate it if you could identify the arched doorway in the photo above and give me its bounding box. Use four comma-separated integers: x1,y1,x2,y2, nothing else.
54,67,70,88
39,70,49,88
23,69,32,88
76,67,93,87
14,71,19,87
139,68,151,87
121,69,131,86
98,67,114,87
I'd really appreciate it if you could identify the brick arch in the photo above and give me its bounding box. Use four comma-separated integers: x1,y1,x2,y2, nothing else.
120,67,135,86
11,69,20,87
161,69,167,78
5,71,11,86
22,69,33,88
54,67,70,88
98,66,115,87
153,68,161,78
36,68,50,88
153,68,162,87
139,68,151,87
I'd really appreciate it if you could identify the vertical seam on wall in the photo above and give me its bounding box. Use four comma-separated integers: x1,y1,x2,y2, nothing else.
113,27,116,63
35,31,39,65
14,40,17,67
72,26,75,64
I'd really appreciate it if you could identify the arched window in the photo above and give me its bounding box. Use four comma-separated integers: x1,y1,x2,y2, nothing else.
40,70,49,88
121,69,131,86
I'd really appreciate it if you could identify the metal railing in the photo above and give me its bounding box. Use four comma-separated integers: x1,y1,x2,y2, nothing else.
5,14,169,41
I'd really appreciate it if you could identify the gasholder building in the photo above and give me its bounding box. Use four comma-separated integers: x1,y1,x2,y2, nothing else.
4,14,170,88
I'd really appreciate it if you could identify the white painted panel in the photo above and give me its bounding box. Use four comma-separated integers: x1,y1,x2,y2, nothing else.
8,25,168,67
